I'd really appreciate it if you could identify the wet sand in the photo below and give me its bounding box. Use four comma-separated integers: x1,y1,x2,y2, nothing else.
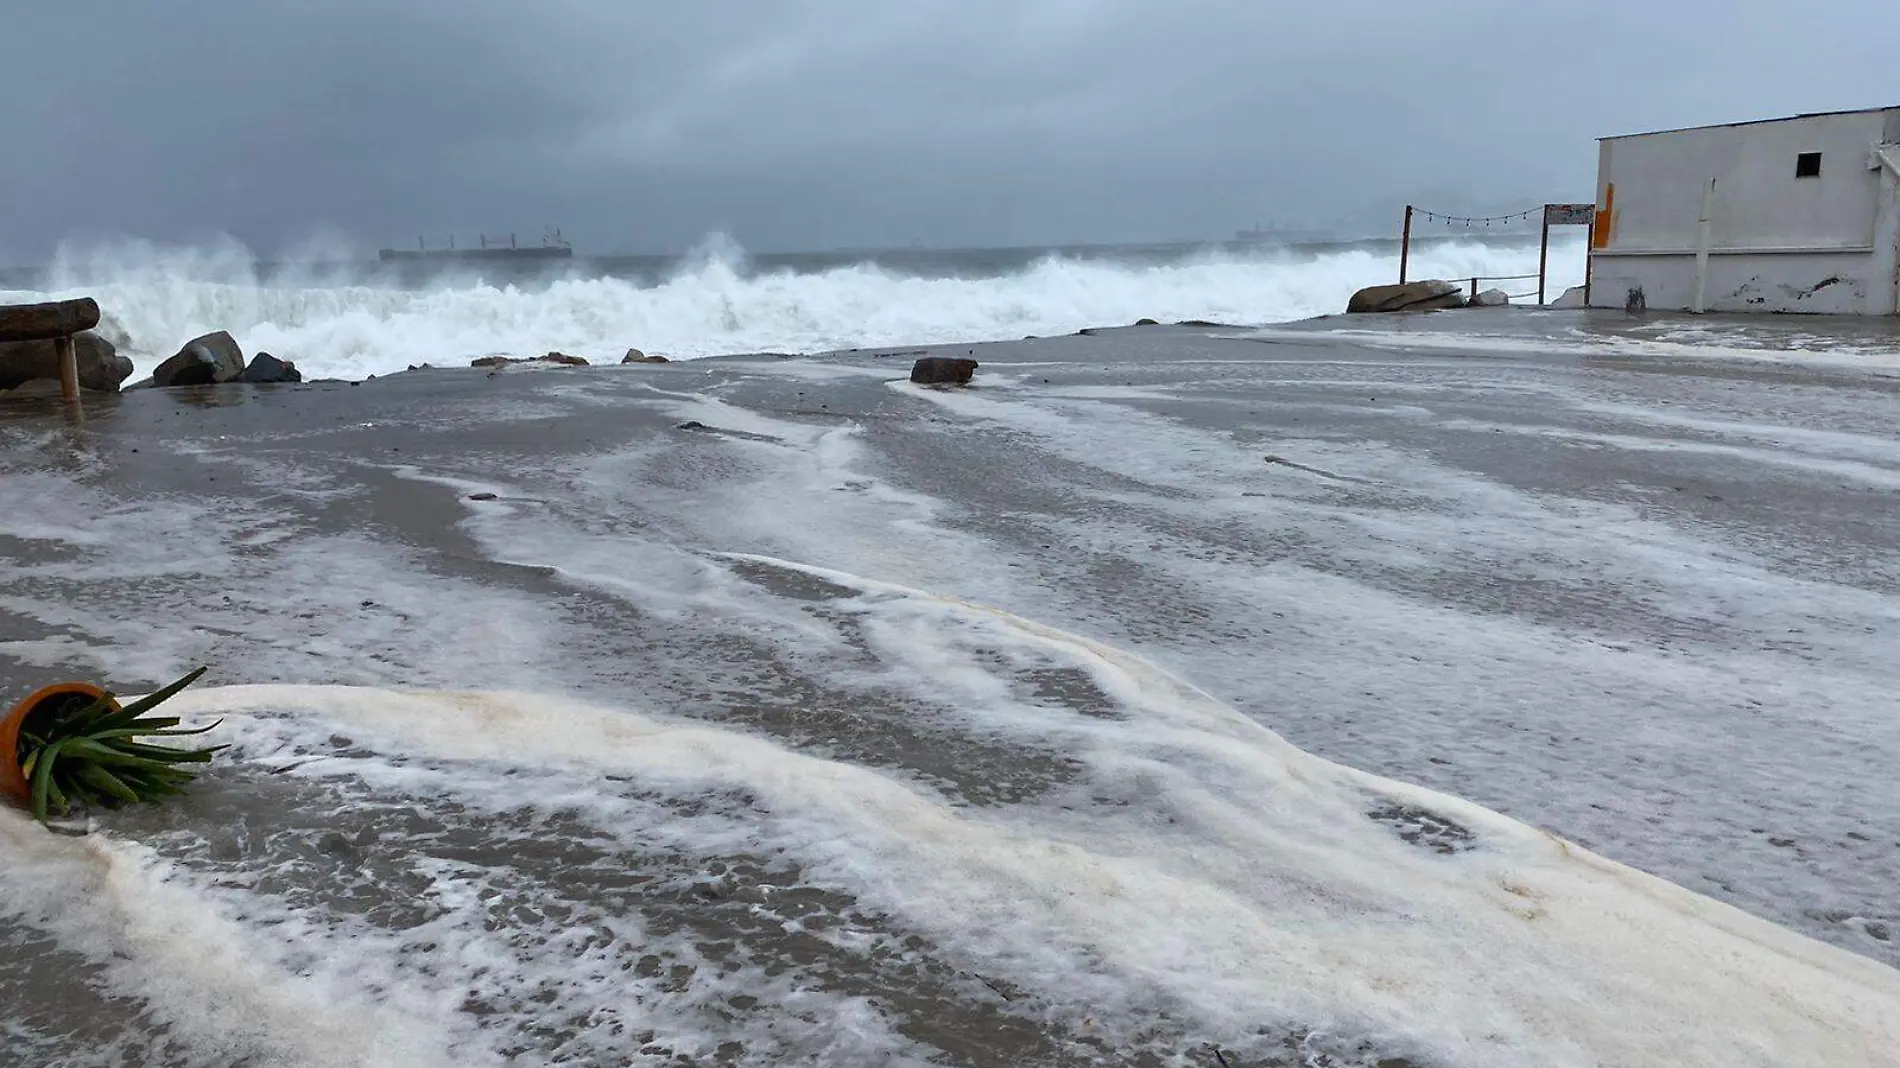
2,310,1898,1065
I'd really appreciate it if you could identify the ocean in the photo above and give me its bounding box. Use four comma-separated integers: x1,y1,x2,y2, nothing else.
0,233,1587,380
2,240,1898,1067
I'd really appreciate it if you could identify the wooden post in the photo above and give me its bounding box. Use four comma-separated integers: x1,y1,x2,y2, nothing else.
1399,205,1414,284
55,334,80,407
1470,277,1479,302
1537,206,1551,307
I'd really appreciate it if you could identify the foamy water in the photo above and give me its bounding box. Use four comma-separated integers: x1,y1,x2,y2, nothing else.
1,234,1587,380
3,311,1894,1065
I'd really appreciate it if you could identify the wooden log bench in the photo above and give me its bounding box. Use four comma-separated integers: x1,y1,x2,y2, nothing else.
0,298,102,405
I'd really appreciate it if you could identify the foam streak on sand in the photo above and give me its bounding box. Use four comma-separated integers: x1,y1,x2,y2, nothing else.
3,320,1898,1065
3,623,1896,1067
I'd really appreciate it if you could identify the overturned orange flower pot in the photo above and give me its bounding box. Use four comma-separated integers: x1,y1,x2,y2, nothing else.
0,682,114,805
3,668,219,823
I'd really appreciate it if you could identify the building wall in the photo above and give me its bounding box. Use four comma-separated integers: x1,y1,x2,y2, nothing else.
1588,251,1872,314
1588,108,1900,313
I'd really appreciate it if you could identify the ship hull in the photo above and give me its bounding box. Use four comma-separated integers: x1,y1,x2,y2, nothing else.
377,247,574,262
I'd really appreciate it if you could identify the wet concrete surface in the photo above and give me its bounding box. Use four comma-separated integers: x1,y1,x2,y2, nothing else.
3,318,1898,1064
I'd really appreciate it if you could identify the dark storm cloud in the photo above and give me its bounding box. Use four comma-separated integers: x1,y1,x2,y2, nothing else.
2,0,1894,260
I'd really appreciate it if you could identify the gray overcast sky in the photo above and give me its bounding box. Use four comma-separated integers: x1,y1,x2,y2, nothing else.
2,1,1894,259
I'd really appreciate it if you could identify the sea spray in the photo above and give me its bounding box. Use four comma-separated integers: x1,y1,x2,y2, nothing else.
3,233,1588,380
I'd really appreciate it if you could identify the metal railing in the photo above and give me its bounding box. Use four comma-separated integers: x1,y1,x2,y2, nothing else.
1398,203,1596,305
1461,273,1543,302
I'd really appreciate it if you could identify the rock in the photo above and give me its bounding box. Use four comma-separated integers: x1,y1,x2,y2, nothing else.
1467,288,1511,308
622,348,669,364
1547,285,1587,309
238,352,302,384
0,330,134,392
910,356,978,386
153,331,244,387
2,379,69,399
0,297,100,342
467,492,499,501
472,353,590,369
1346,280,1466,314
1134,318,1159,326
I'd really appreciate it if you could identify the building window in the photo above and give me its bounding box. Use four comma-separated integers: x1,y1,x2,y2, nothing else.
1796,152,1822,178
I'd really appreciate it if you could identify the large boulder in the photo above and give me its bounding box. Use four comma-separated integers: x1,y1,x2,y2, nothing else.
1467,288,1511,308
0,298,100,341
910,356,978,386
238,352,302,383
622,348,669,364
1549,285,1588,309
1346,280,1467,314
0,331,134,393
153,331,244,387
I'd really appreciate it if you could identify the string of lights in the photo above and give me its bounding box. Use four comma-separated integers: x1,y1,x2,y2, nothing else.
1411,206,1542,228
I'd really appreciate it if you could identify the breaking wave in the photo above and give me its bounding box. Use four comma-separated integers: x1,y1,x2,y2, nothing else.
2,234,1586,381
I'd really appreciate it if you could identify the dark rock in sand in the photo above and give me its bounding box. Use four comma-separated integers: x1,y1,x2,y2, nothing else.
471,355,512,368
0,330,134,393
1346,280,1466,314
467,492,499,501
238,352,302,384
910,356,978,386
542,351,588,366
622,348,669,364
1134,317,1159,326
154,330,245,387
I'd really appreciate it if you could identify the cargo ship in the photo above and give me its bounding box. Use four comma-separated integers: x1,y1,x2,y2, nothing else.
1232,222,1327,246
378,228,573,262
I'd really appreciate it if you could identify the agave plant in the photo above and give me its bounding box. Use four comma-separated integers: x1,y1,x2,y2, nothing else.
16,667,223,824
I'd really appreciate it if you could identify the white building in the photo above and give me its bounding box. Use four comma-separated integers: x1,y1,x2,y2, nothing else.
1588,106,1900,315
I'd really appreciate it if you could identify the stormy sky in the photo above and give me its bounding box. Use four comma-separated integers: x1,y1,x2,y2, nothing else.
2,1,1893,260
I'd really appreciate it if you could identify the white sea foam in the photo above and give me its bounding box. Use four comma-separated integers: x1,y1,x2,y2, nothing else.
4,301,1896,1064
0,234,1585,381
1246,319,1900,371
4,618,1894,1067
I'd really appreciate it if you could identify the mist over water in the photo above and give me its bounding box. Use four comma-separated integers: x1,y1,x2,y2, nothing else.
1,234,1586,380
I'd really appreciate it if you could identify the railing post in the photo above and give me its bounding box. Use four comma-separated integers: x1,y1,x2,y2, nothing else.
1538,206,1551,306
1399,205,1413,284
